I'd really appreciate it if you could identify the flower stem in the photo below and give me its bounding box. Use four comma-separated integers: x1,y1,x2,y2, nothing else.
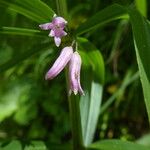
65,68,84,150
56,1,84,149
68,95,84,150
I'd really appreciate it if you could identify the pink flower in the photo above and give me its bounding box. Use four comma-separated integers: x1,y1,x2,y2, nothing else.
39,15,67,47
69,52,84,95
45,46,73,80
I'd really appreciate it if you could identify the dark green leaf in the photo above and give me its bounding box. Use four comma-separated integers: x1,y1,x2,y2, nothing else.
75,4,127,35
100,70,139,115
0,0,54,23
128,8,150,123
0,27,47,37
0,42,52,73
46,143,72,150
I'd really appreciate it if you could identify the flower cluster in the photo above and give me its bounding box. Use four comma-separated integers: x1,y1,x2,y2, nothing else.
39,14,67,47
39,15,84,95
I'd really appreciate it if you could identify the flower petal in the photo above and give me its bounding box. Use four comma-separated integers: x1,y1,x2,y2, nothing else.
53,29,67,38
45,47,73,80
52,17,67,29
62,31,67,36
53,14,57,18
49,30,55,37
54,37,61,47
69,52,84,95
77,74,85,95
39,23,53,30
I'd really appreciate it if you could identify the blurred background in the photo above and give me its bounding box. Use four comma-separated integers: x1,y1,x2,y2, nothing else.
0,0,150,148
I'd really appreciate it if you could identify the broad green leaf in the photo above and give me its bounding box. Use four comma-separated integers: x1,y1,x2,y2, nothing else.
15,0,54,20
75,4,127,35
0,0,54,23
88,139,150,150
128,8,150,123
0,42,52,73
78,38,104,146
0,84,22,121
0,44,13,65
135,0,147,17
0,78,35,122
1,141,47,150
78,38,104,83
0,27,46,37
1,140,22,150
136,134,150,147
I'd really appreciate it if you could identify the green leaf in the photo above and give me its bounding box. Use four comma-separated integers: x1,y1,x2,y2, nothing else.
0,27,46,37
0,0,54,23
0,42,52,73
128,8,150,123
88,139,150,150
24,141,47,150
0,84,22,121
135,0,147,17
78,38,104,146
0,78,35,122
75,4,127,35
56,0,68,19
78,37,104,83
1,140,22,150
0,44,13,65
1,141,47,150
136,134,150,147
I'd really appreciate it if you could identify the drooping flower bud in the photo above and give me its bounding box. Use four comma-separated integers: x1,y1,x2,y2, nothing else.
45,46,73,80
69,52,84,95
39,14,67,47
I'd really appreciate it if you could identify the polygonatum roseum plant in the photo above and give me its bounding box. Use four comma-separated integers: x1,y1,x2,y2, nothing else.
1,0,150,150
40,15,84,95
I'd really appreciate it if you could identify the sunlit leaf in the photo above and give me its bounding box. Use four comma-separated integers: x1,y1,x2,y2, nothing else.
0,140,22,150
0,44,13,65
24,141,47,150
0,78,34,122
88,139,150,150
78,37,104,146
135,0,147,17
136,134,150,147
